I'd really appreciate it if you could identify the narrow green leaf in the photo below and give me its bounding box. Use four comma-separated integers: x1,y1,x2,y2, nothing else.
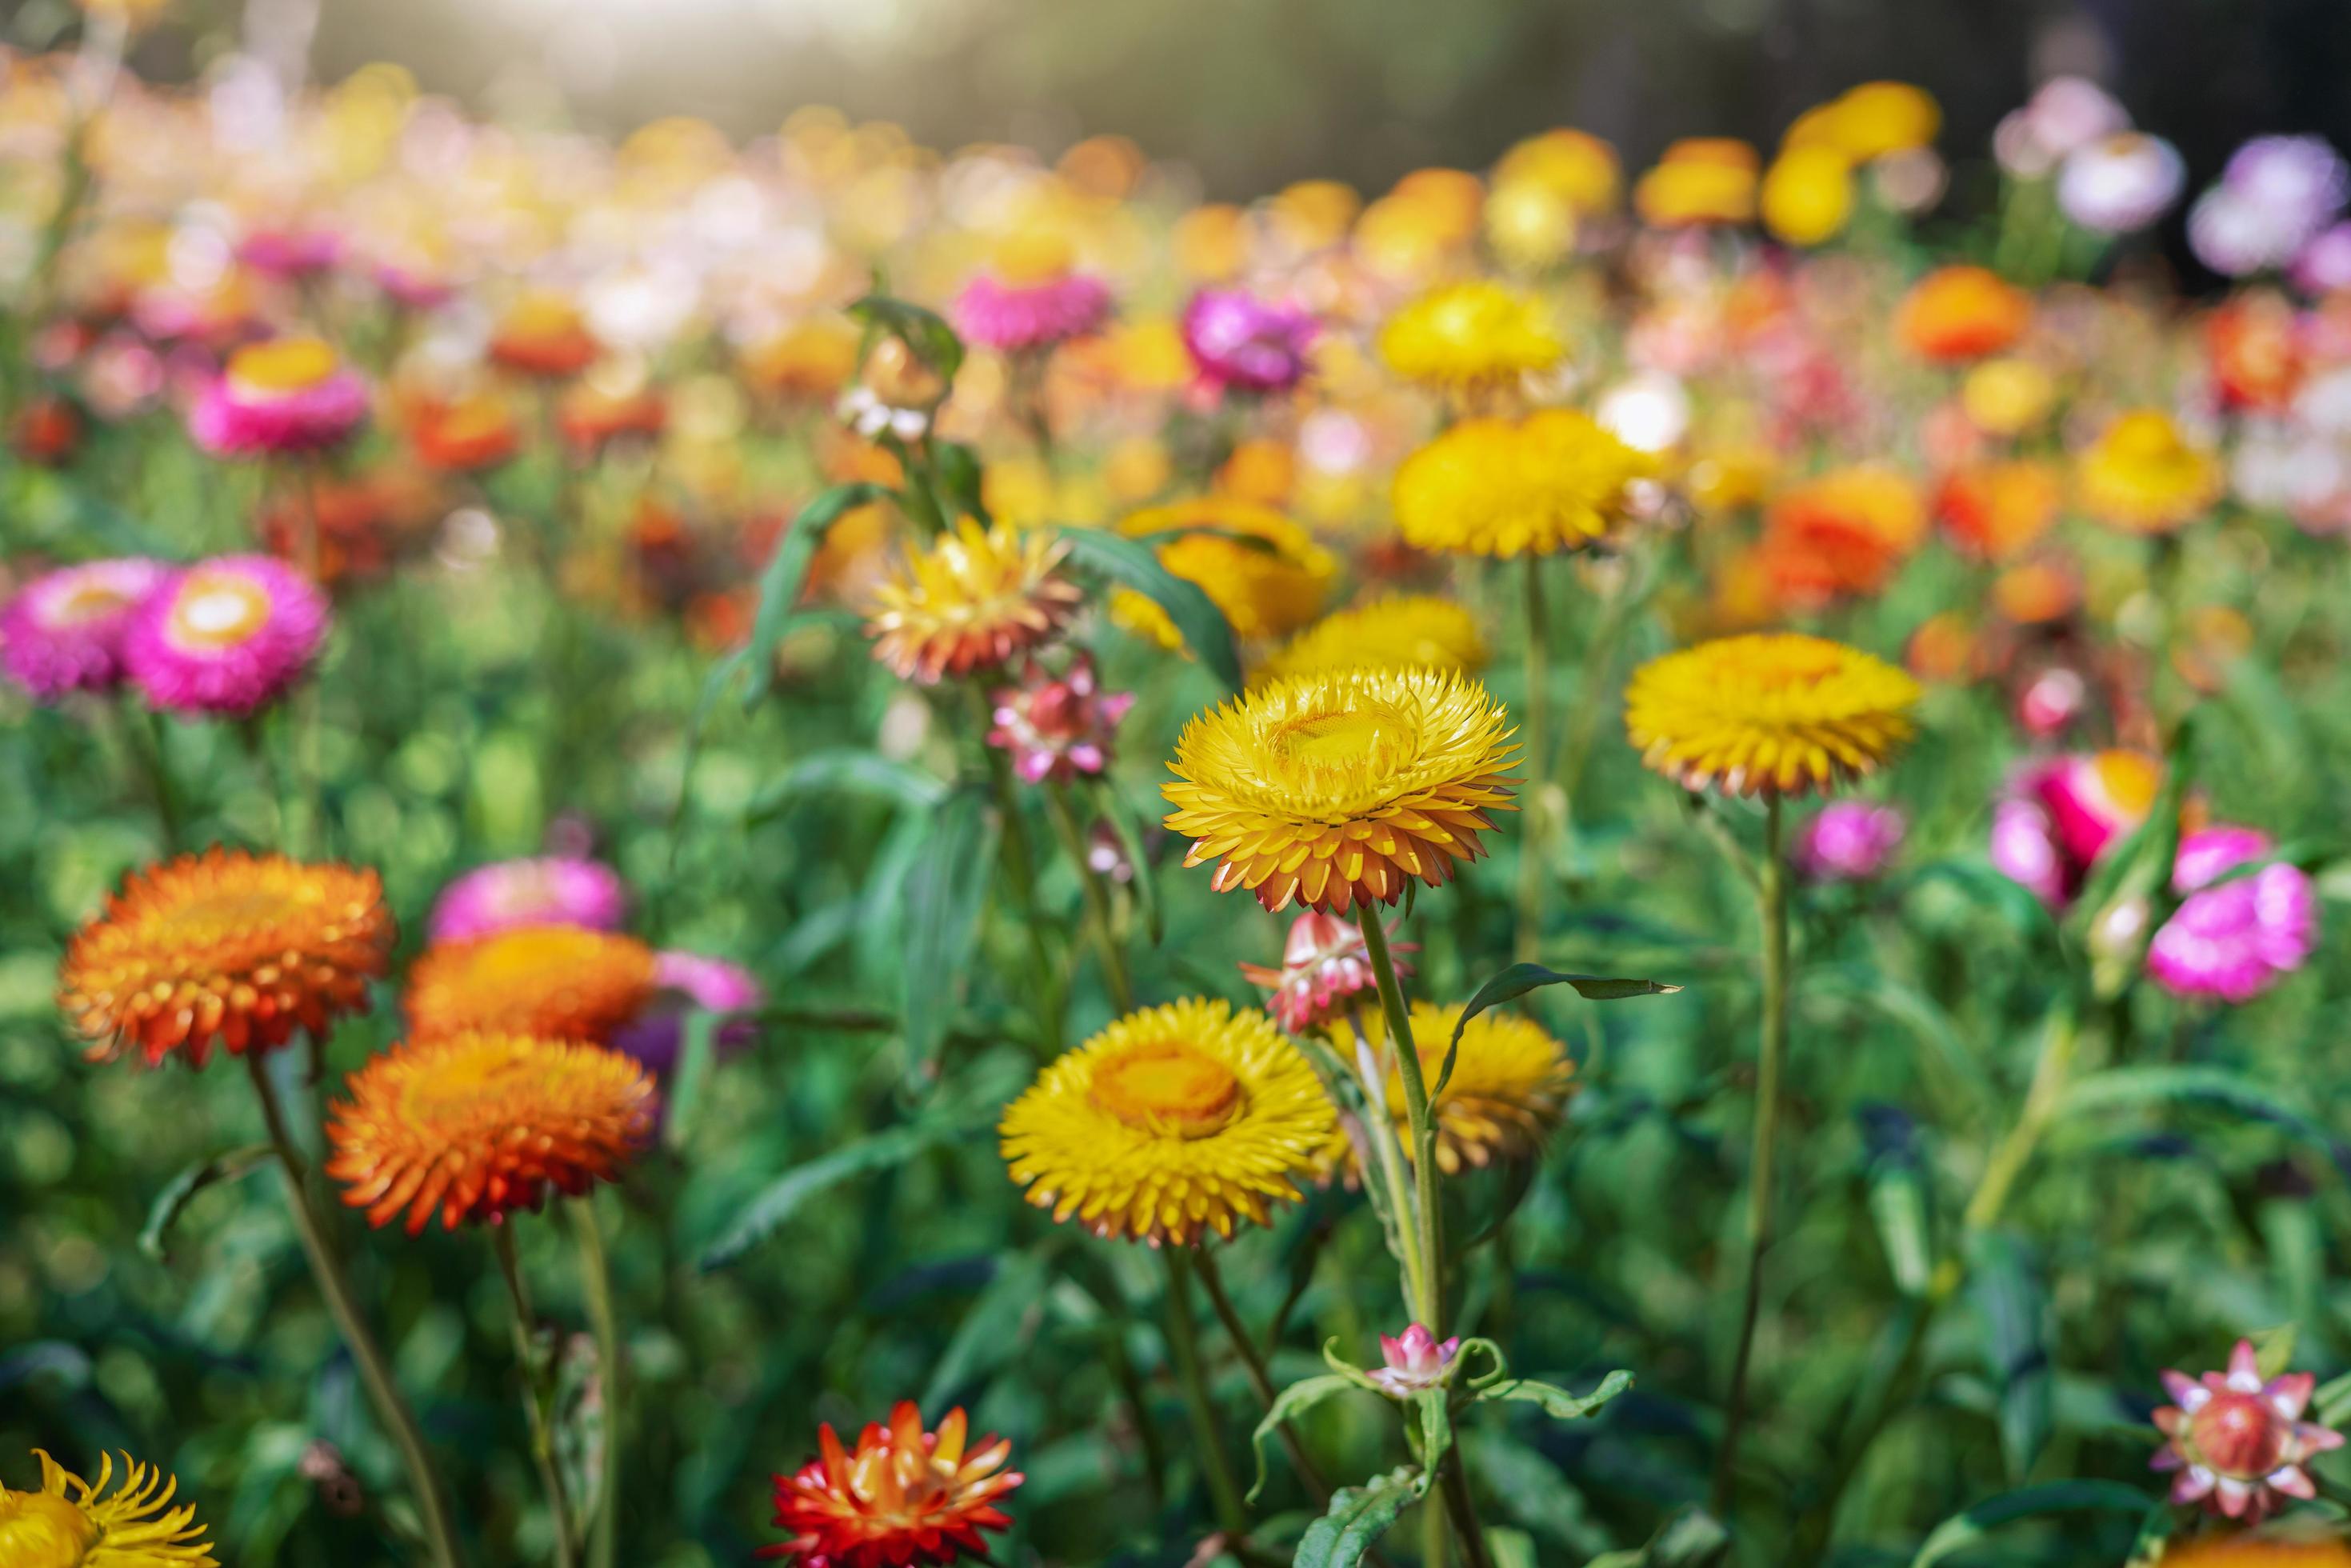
1053,525,1243,690
1411,1388,1452,1477
140,1145,274,1261
738,482,892,711
2057,1065,2351,1182
921,1245,1057,1412
2251,1323,2299,1382
931,441,990,526
1293,1466,1425,1568
2125,1499,2178,1567
1464,1432,1609,1554
1909,1481,2153,1568
1967,1234,2053,1483
698,1116,977,1271
902,784,1002,1084
662,1011,720,1153
1436,964,1681,1095
1586,1505,1729,1568
1474,1369,1634,1422
748,749,949,821
1487,1527,1539,1568
2314,1369,2351,1428
1246,1374,1361,1502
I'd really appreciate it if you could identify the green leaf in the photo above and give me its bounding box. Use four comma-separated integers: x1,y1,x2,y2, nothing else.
140,1145,274,1261
902,784,1002,1084
662,1011,720,1153
737,482,892,712
2251,1323,2298,1382
698,1116,974,1271
1411,1388,1452,1476
1861,1116,1933,1297
2057,1065,2351,1182
1967,1234,2053,1483
1473,1369,1634,1422
1487,1527,1539,1568
0,1342,93,1392
931,441,990,526
1908,1481,2154,1568
2125,1499,2179,1567
1463,1432,1609,1555
1435,964,1680,1095
1053,525,1243,690
849,293,966,384
1293,1466,1426,1568
1586,1505,1729,1568
921,1245,1057,1412
1086,776,1163,947
2314,1369,2351,1429
1246,1374,1361,1502
1318,1337,1386,1394
748,749,949,821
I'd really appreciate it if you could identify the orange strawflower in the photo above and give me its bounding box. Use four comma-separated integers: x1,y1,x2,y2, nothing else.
326,1030,654,1232
59,849,394,1068
762,1402,1022,1567
490,293,601,378
1895,266,2030,362
2206,291,2304,413
403,925,657,1043
408,392,521,474
1757,465,1927,608
1936,459,2062,561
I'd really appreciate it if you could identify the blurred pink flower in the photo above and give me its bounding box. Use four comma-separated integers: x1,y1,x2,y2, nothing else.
1239,912,1409,1034
1,557,170,702
123,554,329,714
950,272,1112,353
428,854,629,942
2147,826,2317,1002
1792,802,1905,882
238,227,344,278
612,951,766,1077
2152,1337,2342,1521
188,338,369,458
1370,1325,1461,1398
1181,288,1317,395
986,654,1134,785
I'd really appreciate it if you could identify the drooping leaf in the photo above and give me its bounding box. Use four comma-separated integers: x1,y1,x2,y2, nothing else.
1053,525,1243,690
1473,1369,1634,1422
1246,1374,1361,1502
1435,964,1680,1096
902,783,1002,1084
1968,1234,2053,1482
140,1145,274,1261
1908,1481,2154,1568
748,750,949,821
1293,1466,1425,1568
2058,1065,2351,1182
698,1115,979,1271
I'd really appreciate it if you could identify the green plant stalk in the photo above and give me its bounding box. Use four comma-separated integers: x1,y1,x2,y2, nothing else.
1711,790,1789,1521
570,1199,620,1568
1162,1248,1251,1541
1346,1010,1429,1320
1548,550,1644,854
245,1052,464,1568
1191,1246,1333,1502
1044,780,1134,1011
1511,557,1553,963
494,1226,579,1568
974,694,1066,1053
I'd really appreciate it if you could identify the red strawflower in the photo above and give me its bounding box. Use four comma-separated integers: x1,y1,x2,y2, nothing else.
2153,1338,2344,1522
762,1403,1020,1567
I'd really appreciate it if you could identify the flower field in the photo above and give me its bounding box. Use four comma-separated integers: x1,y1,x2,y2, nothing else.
6,30,2351,1568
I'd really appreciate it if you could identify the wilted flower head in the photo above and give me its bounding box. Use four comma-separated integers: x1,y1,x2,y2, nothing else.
986,653,1135,785
1370,1325,1461,1398
1181,288,1317,396
1237,911,1409,1033
0,557,169,702
2148,826,2317,1003
1792,802,1905,882
427,855,629,942
2153,1338,2344,1521
2058,133,2185,234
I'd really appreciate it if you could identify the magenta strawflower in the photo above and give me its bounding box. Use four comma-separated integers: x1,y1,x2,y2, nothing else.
1792,802,1905,883
123,555,330,715
2147,826,2317,1002
950,272,1113,353
426,854,630,942
986,654,1134,785
1370,1325,1461,1398
1238,912,1410,1034
2152,1338,2343,1521
1989,750,2161,909
0,557,170,702
187,337,370,457
611,950,766,1076
1181,288,1318,396
238,227,344,278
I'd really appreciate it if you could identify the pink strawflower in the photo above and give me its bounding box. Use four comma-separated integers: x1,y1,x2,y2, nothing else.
188,337,370,457
0,557,170,701
1370,1325,1461,1398
1238,912,1411,1034
427,854,630,942
1181,288,1318,395
237,227,344,278
1989,750,2161,909
611,951,766,1077
2147,826,2317,1003
2152,1337,2343,1521
986,654,1135,785
1792,802,1905,883
950,271,1112,353
123,554,330,715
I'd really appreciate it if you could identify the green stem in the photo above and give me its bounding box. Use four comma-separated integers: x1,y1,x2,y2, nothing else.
116,695,181,853
1192,1246,1333,1502
1548,552,1642,858
1045,781,1134,1011
1162,1249,1251,1540
570,1200,620,1568
1512,558,1553,963
245,1052,463,1568
976,694,1065,1052
1358,914,1443,1330
1711,790,1789,1521
1439,1459,1493,1568
1962,1004,2082,1238
494,1226,578,1568
1346,1010,1429,1320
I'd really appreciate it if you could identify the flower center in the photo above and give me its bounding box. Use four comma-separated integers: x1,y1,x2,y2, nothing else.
1090,1040,1243,1136
160,886,297,940
0,1490,102,1565
2189,1391,2288,1479
400,1040,541,1121
1272,702,1405,770
466,927,596,985
46,581,134,628
229,336,338,394
167,574,270,648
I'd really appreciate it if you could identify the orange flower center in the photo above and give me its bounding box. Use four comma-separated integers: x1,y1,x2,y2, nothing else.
1090,1040,1243,1136
167,572,270,648
228,336,338,394
0,1490,100,1565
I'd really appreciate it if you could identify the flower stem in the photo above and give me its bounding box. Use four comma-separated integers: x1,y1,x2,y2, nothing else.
245,1051,463,1567
1192,1246,1333,1501
1357,913,1443,1330
1162,1248,1251,1540
1346,1010,1429,1319
1512,558,1553,963
570,1199,620,1568
975,691,1065,1052
494,1225,579,1568
1045,781,1134,1012
1711,790,1789,1521
1961,1005,2082,1237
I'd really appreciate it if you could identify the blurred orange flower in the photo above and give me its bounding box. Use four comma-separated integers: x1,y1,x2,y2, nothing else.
1896,266,2030,363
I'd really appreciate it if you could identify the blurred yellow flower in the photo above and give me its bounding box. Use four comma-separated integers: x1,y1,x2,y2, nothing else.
2077,409,2222,533
1393,409,1654,557
1805,82,1943,162
1327,1002,1574,1174
1961,358,2057,435
1625,633,1920,797
1761,147,1856,246
1377,280,1563,390
1256,594,1489,684
1493,128,1621,215
1635,139,1759,226
867,520,1084,681
1119,498,1334,642
1485,178,1580,271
